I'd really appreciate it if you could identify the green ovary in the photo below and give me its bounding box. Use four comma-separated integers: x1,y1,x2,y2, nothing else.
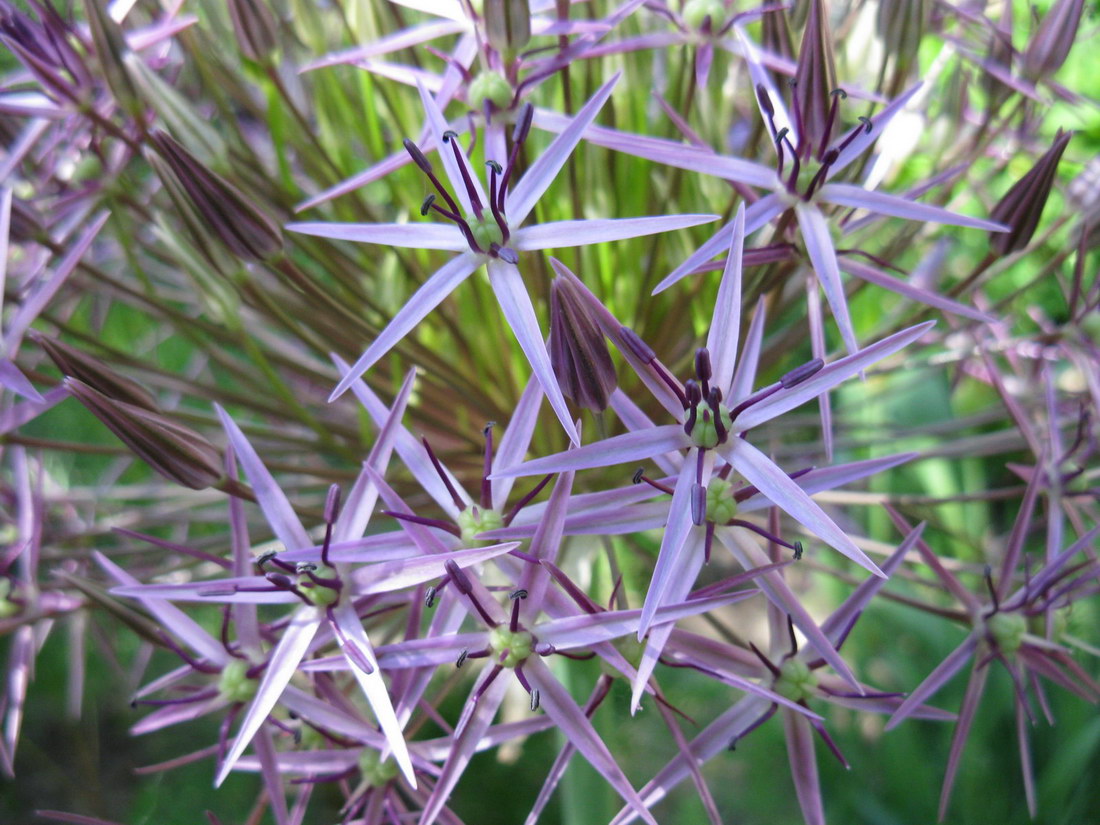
0,579,19,618
689,405,732,449
987,612,1027,655
683,0,728,31
775,659,818,703
457,506,504,542
489,626,534,668
359,750,399,787
706,479,738,524
297,564,339,607
468,71,513,110
218,659,257,704
470,217,505,252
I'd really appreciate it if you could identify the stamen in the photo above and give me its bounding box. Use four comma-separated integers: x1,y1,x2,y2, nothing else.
691,482,707,526
620,326,688,408
683,380,700,435
485,161,510,243
492,244,519,264
817,88,847,160
707,386,727,443
481,422,495,509
530,688,540,712
786,615,798,658
422,437,466,510
729,518,803,553
834,115,872,157
509,588,527,632
804,148,838,199
695,348,712,398
633,469,675,496
456,649,469,668
321,484,340,566
445,560,497,626
383,510,462,538
704,521,716,563
780,358,825,388
502,473,553,526
404,138,463,218
499,103,533,210
442,130,484,218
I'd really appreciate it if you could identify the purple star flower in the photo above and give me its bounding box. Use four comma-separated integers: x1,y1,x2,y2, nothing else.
289,75,717,443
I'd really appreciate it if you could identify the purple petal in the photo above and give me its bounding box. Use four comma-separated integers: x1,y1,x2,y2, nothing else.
487,260,579,444
829,84,922,175
706,204,746,393
508,74,620,226
330,601,415,785
216,405,310,550
840,255,995,323
820,183,1009,231
728,297,766,403
735,322,935,431
216,607,321,786
720,439,884,576
739,453,918,513
491,425,688,479
524,658,659,825
329,252,480,401
351,542,519,594
795,203,859,356
938,661,990,821
286,222,467,250
783,708,825,825
886,636,979,730
638,456,706,640
514,215,717,251
490,377,542,509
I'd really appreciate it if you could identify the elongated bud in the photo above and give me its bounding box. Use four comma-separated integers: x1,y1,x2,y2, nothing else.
1022,0,1085,80
550,276,617,412
228,0,279,63
149,131,283,262
793,0,837,160
32,332,159,411
64,378,222,489
761,6,794,62
983,4,1014,111
83,0,141,116
484,0,531,54
875,0,928,79
990,131,1071,255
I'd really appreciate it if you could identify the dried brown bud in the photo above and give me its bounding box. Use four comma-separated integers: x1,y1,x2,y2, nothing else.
32,332,159,411
149,130,283,262
1022,0,1085,80
550,276,617,412
65,378,222,489
990,130,1072,255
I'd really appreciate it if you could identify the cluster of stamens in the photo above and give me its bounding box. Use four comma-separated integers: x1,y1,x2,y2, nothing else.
756,83,873,201
404,103,534,261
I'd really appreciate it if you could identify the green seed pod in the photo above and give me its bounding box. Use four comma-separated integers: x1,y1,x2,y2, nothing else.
484,0,531,55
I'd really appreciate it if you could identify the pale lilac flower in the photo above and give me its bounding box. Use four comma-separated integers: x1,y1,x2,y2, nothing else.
290,76,717,443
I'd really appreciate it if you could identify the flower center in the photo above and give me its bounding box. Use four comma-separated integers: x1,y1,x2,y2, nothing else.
774,658,818,703
705,478,739,524
0,578,21,619
457,505,504,542
489,626,534,668
217,659,258,704
467,70,512,111
358,750,399,788
470,215,505,251
296,563,340,607
987,612,1027,655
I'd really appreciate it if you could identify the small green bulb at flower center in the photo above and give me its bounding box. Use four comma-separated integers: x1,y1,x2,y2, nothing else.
705,479,738,524
0,579,20,619
297,564,339,607
471,216,505,252
218,659,258,704
457,506,504,542
358,749,399,788
682,0,728,31
775,659,818,703
489,626,534,668
987,612,1027,655
467,71,513,110
690,405,733,449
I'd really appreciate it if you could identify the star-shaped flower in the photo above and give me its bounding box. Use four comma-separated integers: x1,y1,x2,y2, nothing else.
289,75,716,443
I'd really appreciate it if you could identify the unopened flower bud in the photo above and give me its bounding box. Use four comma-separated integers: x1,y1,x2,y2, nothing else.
227,0,279,63
32,332,159,411
484,0,531,55
65,378,222,489
875,0,929,78
793,0,837,159
550,276,617,412
83,0,141,116
149,131,283,262
990,130,1071,255
1022,0,1085,80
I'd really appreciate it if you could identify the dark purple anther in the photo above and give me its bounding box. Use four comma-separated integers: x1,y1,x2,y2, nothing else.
324,484,341,524
445,560,473,595
695,348,712,396
781,358,825,388
403,138,434,174
690,482,707,526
